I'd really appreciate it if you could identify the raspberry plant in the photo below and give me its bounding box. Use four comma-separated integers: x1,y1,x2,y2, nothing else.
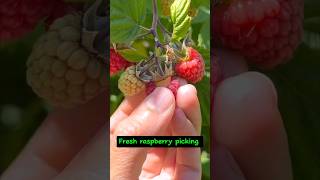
110,0,210,179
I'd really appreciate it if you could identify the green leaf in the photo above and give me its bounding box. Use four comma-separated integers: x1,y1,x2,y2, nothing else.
117,40,149,62
110,0,147,44
198,20,210,49
170,0,192,41
191,0,209,9
192,6,210,24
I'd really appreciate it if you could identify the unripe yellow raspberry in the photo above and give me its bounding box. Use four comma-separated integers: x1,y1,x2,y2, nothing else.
118,66,146,96
26,13,107,108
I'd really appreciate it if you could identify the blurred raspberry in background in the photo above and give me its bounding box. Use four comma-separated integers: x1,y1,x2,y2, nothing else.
0,0,71,42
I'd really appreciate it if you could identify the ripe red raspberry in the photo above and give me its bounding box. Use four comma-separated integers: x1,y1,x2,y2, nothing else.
167,78,180,97
175,47,205,83
146,78,180,97
146,82,156,95
0,0,67,42
213,0,304,69
110,49,132,76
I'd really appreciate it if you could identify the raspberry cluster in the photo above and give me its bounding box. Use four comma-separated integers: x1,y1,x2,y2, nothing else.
213,0,304,68
114,47,205,97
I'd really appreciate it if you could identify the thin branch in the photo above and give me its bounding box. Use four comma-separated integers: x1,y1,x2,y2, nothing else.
152,0,158,30
136,31,152,39
151,0,162,48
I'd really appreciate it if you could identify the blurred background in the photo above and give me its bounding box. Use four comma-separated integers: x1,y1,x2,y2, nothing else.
0,0,95,175
0,25,48,174
264,1,320,179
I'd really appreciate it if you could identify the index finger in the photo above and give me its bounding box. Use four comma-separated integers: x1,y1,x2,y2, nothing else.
110,91,146,133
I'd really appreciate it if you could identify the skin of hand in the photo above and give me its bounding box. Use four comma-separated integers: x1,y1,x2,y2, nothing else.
0,93,109,180
213,49,293,180
110,84,202,180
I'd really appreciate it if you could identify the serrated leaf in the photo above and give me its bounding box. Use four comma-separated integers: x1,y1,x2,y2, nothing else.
110,0,147,43
170,0,192,41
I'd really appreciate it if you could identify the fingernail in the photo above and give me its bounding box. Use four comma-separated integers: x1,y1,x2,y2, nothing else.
147,87,174,112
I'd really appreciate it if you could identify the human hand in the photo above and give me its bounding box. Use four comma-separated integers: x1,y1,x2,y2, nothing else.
110,84,202,180
0,93,108,180
213,49,293,180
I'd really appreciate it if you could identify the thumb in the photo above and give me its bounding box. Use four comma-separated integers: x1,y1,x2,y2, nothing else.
114,87,175,136
110,87,175,180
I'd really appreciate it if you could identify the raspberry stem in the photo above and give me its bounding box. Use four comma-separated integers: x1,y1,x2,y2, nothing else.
150,0,166,77
135,0,175,83
151,0,162,48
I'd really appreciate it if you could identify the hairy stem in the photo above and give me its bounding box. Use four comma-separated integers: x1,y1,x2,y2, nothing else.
151,0,165,75
151,0,162,48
